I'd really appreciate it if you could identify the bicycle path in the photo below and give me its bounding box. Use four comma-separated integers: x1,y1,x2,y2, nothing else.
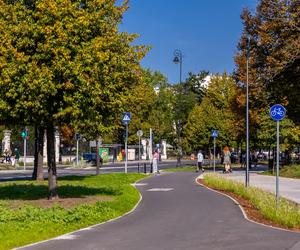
19,172,300,250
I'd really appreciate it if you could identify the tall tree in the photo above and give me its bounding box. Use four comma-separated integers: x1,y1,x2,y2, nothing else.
0,0,147,198
235,0,300,124
183,73,239,151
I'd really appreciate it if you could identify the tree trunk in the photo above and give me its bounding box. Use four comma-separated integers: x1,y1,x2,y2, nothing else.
96,138,100,175
32,125,44,181
47,123,58,199
96,136,102,175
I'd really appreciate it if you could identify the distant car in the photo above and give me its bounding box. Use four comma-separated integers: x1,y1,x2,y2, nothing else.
257,152,267,161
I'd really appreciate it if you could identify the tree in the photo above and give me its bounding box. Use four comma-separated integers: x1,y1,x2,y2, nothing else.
0,0,147,198
235,0,300,124
183,73,239,152
185,70,209,103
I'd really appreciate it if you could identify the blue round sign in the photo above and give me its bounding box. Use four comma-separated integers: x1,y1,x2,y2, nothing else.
270,104,286,121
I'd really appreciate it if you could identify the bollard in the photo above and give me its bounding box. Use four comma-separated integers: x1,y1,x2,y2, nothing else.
138,163,140,173
144,163,147,173
150,163,153,173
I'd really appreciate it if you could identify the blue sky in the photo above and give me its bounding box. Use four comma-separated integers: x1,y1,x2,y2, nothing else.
119,0,258,84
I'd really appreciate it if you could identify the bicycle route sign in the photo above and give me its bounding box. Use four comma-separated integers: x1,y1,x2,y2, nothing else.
270,104,286,121
122,112,131,124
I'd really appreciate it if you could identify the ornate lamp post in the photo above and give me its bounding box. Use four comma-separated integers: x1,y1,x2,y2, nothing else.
173,49,182,85
173,49,183,166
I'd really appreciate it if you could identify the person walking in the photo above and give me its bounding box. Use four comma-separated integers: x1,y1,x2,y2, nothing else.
196,150,204,172
223,147,232,173
152,149,160,174
14,148,20,167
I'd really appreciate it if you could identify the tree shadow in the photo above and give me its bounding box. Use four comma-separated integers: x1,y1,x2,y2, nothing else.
0,184,120,200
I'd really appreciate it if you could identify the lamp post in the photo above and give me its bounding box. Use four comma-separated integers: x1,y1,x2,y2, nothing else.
173,49,183,166
173,49,182,85
246,37,250,187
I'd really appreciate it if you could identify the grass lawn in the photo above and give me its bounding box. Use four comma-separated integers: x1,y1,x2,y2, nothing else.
202,173,300,230
261,164,300,179
0,173,145,250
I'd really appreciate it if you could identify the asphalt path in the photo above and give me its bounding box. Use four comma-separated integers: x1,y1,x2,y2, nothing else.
19,172,300,250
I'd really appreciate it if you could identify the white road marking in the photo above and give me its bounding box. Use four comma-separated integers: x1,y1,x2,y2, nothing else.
147,188,174,192
54,234,78,240
132,183,148,186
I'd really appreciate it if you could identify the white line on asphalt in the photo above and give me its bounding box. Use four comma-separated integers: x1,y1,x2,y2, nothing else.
54,235,78,240
132,183,148,186
147,188,174,191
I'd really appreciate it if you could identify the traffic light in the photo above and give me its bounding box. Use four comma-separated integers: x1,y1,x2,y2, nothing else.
21,127,28,139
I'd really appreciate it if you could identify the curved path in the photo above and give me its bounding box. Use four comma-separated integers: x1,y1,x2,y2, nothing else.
20,172,300,250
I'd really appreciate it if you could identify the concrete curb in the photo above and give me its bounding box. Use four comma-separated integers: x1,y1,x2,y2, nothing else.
195,174,300,234
14,176,149,250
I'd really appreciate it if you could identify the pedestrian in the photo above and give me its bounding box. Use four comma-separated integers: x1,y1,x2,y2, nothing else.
223,146,232,173
14,148,20,167
152,149,160,174
196,150,204,172
190,153,196,167
240,151,246,168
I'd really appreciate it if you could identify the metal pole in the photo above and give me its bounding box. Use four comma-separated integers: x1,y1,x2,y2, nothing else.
125,123,128,173
246,37,250,187
24,138,26,170
179,53,182,85
138,136,141,173
213,137,216,172
149,128,153,164
76,139,79,166
276,121,280,209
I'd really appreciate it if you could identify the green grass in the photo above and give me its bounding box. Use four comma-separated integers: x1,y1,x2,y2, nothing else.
0,173,145,250
261,164,300,179
203,173,300,229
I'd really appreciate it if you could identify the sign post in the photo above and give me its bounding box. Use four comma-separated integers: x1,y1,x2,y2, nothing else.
122,112,131,173
270,104,286,209
75,133,81,166
211,130,219,172
21,127,28,170
137,129,143,173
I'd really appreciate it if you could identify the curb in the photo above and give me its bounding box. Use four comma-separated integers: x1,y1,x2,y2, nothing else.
195,174,299,234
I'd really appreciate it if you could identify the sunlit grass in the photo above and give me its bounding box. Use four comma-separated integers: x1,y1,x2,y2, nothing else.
203,173,300,229
0,173,145,250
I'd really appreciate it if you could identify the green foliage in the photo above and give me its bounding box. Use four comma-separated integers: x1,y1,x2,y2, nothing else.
204,173,300,229
0,173,145,250
183,73,239,151
257,109,300,150
235,0,300,124
185,70,209,103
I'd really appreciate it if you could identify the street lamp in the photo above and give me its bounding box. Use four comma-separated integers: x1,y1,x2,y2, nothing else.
173,49,183,167
246,36,250,187
173,49,182,85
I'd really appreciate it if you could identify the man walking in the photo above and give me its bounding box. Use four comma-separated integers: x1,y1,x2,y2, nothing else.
197,150,204,172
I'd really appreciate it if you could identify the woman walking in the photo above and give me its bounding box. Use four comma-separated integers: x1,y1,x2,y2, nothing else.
223,147,232,173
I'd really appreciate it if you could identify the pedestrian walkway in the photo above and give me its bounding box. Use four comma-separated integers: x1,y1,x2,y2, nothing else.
222,172,300,204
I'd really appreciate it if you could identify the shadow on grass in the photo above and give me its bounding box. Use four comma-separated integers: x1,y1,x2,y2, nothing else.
0,184,121,200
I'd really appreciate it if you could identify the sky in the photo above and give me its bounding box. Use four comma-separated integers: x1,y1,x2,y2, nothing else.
119,0,258,84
